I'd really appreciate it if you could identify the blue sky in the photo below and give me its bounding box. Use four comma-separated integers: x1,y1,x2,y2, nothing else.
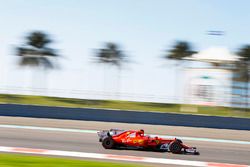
0,0,250,102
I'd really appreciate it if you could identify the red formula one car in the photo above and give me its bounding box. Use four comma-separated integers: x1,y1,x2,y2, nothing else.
97,129,199,154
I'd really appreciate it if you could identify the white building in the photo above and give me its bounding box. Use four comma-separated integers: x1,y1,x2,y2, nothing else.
183,47,240,107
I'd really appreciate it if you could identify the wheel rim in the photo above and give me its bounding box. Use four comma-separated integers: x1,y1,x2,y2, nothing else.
171,143,181,152
174,144,179,150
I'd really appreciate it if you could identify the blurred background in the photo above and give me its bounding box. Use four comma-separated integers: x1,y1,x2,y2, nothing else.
0,1,250,167
0,0,249,110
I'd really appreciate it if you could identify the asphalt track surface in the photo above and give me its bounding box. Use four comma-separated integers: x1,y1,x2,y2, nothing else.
0,104,250,130
0,117,249,167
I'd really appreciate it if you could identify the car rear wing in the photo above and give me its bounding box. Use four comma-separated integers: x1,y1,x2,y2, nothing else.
97,129,125,142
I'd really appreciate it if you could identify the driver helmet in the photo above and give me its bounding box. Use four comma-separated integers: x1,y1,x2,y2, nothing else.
138,129,144,135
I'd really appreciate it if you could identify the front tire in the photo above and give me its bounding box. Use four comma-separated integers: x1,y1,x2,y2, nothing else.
102,137,115,149
169,141,182,154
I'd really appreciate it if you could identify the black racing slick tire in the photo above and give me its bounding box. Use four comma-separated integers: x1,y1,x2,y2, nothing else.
102,137,115,149
169,141,182,154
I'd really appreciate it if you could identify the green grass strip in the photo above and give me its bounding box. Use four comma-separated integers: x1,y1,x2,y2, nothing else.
0,153,141,167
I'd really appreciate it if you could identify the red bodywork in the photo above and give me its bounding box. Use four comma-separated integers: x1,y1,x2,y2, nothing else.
98,129,199,154
112,130,189,150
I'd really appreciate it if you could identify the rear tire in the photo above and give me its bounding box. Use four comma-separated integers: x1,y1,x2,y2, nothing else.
102,137,115,149
169,141,182,154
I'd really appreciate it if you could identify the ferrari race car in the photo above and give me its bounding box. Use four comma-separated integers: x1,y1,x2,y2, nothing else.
97,129,199,154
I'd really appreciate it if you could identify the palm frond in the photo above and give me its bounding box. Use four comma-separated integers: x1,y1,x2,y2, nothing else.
95,42,127,67
26,31,52,49
237,45,250,62
16,31,59,69
166,41,196,60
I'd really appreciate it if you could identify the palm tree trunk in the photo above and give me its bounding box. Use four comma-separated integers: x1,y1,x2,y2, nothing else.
246,66,249,110
248,62,250,109
42,67,48,95
31,68,36,93
103,65,108,99
243,63,249,110
116,66,122,100
175,65,178,102
175,62,181,103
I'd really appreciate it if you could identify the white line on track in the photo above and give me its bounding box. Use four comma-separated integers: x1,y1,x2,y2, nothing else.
0,146,249,167
0,124,249,145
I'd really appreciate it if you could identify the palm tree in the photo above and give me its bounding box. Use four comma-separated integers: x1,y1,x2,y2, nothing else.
17,31,58,68
236,45,250,108
96,43,126,67
164,41,196,101
16,31,59,91
95,42,127,99
166,41,196,62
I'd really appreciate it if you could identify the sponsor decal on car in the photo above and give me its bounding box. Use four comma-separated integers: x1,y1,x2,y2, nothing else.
138,140,144,144
160,143,169,150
